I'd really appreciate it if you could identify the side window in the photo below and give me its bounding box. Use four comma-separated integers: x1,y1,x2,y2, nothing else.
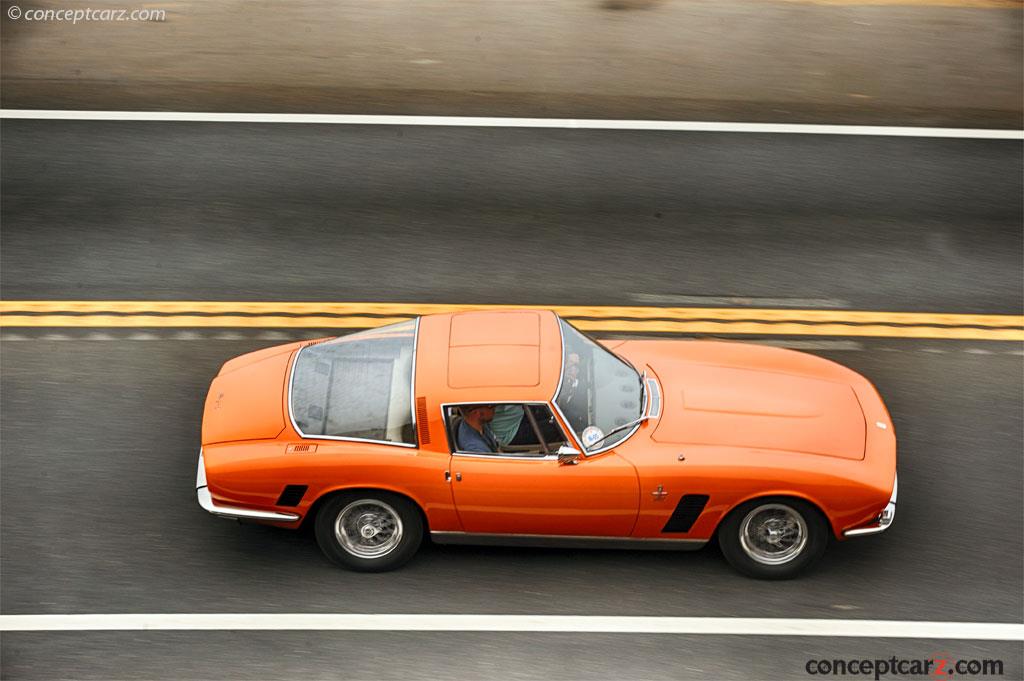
444,404,569,457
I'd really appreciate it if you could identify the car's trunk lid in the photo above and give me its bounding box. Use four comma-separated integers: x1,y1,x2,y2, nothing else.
201,345,297,445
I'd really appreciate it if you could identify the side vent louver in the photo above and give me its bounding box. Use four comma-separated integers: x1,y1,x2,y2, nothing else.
416,396,431,445
286,443,317,454
661,494,710,533
276,485,308,507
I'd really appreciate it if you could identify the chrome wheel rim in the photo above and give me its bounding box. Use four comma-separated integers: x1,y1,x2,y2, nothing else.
334,499,404,558
738,503,807,565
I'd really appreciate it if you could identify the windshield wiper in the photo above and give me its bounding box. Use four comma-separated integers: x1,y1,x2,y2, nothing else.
585,413,652,452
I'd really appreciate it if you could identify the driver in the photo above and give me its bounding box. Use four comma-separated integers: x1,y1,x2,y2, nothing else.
457,404,500,453
559,351,587,432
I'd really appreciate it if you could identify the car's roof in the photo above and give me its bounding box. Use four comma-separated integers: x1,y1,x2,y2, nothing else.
416,309,563,405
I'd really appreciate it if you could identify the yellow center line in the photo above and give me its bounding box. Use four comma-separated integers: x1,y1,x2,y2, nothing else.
572,319,1024,341
0,315,414,330
1,301,1021,328
0,315,1019,340
1,301,1022,341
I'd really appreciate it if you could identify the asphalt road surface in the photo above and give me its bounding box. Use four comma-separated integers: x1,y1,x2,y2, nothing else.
1,120,1021,312
1,119,1021,679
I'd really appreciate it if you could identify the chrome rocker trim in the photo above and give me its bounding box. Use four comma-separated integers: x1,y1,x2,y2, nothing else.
431,531,707,551
195,450,300,522
843,473,898,538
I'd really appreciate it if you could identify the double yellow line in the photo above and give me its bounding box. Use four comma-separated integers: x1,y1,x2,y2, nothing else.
1,301,1021,341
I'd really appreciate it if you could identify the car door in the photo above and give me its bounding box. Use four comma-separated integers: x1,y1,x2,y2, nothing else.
446,403,640,536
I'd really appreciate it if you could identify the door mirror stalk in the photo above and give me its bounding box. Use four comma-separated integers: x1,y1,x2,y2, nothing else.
557,445,581,465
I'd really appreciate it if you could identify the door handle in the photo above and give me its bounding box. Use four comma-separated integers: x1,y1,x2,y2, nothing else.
455,472,462,482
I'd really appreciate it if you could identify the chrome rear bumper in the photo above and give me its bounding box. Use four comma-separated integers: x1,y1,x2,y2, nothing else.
195,449,300,522
843,473,898,538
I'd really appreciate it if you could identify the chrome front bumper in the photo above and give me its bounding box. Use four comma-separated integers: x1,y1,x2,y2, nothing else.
195,449,300,522
843,473,898,538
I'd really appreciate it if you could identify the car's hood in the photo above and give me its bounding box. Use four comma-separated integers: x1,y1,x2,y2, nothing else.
622,341,867,460
201,342,305,445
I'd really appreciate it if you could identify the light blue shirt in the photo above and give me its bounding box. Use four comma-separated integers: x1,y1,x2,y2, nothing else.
489,405,525,446
457,421,499,453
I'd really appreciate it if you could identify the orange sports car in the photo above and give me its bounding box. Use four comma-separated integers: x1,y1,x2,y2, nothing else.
196,309,897,579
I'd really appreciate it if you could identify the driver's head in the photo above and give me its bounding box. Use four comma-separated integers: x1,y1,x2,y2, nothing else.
567,352,580,377
461,404,496,423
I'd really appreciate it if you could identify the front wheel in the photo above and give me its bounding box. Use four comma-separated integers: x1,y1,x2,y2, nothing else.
315,492,423,572
718,497,828,579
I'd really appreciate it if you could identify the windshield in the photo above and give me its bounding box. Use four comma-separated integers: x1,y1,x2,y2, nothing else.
290,320,417,445
554,318,643,451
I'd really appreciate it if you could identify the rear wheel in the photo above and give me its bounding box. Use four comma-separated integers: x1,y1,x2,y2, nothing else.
718,497,828,579
315,492,423,572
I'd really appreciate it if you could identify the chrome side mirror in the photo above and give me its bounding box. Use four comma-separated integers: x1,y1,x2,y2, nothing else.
557,445,581,465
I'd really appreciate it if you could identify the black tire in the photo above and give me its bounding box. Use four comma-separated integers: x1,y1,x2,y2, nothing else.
718,497,828,580
314,491,424,572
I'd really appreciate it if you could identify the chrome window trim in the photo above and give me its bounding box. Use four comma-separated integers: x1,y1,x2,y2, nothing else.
453,452,558,461
286,322,419,450
430,531,707,550
440,400,565,460
291,433,418,448
553,314,567,396
410,317,420,444
551,317,643,457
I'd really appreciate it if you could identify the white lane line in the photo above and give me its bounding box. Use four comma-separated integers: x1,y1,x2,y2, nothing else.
1,110,1021,139
1,615,1021,639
